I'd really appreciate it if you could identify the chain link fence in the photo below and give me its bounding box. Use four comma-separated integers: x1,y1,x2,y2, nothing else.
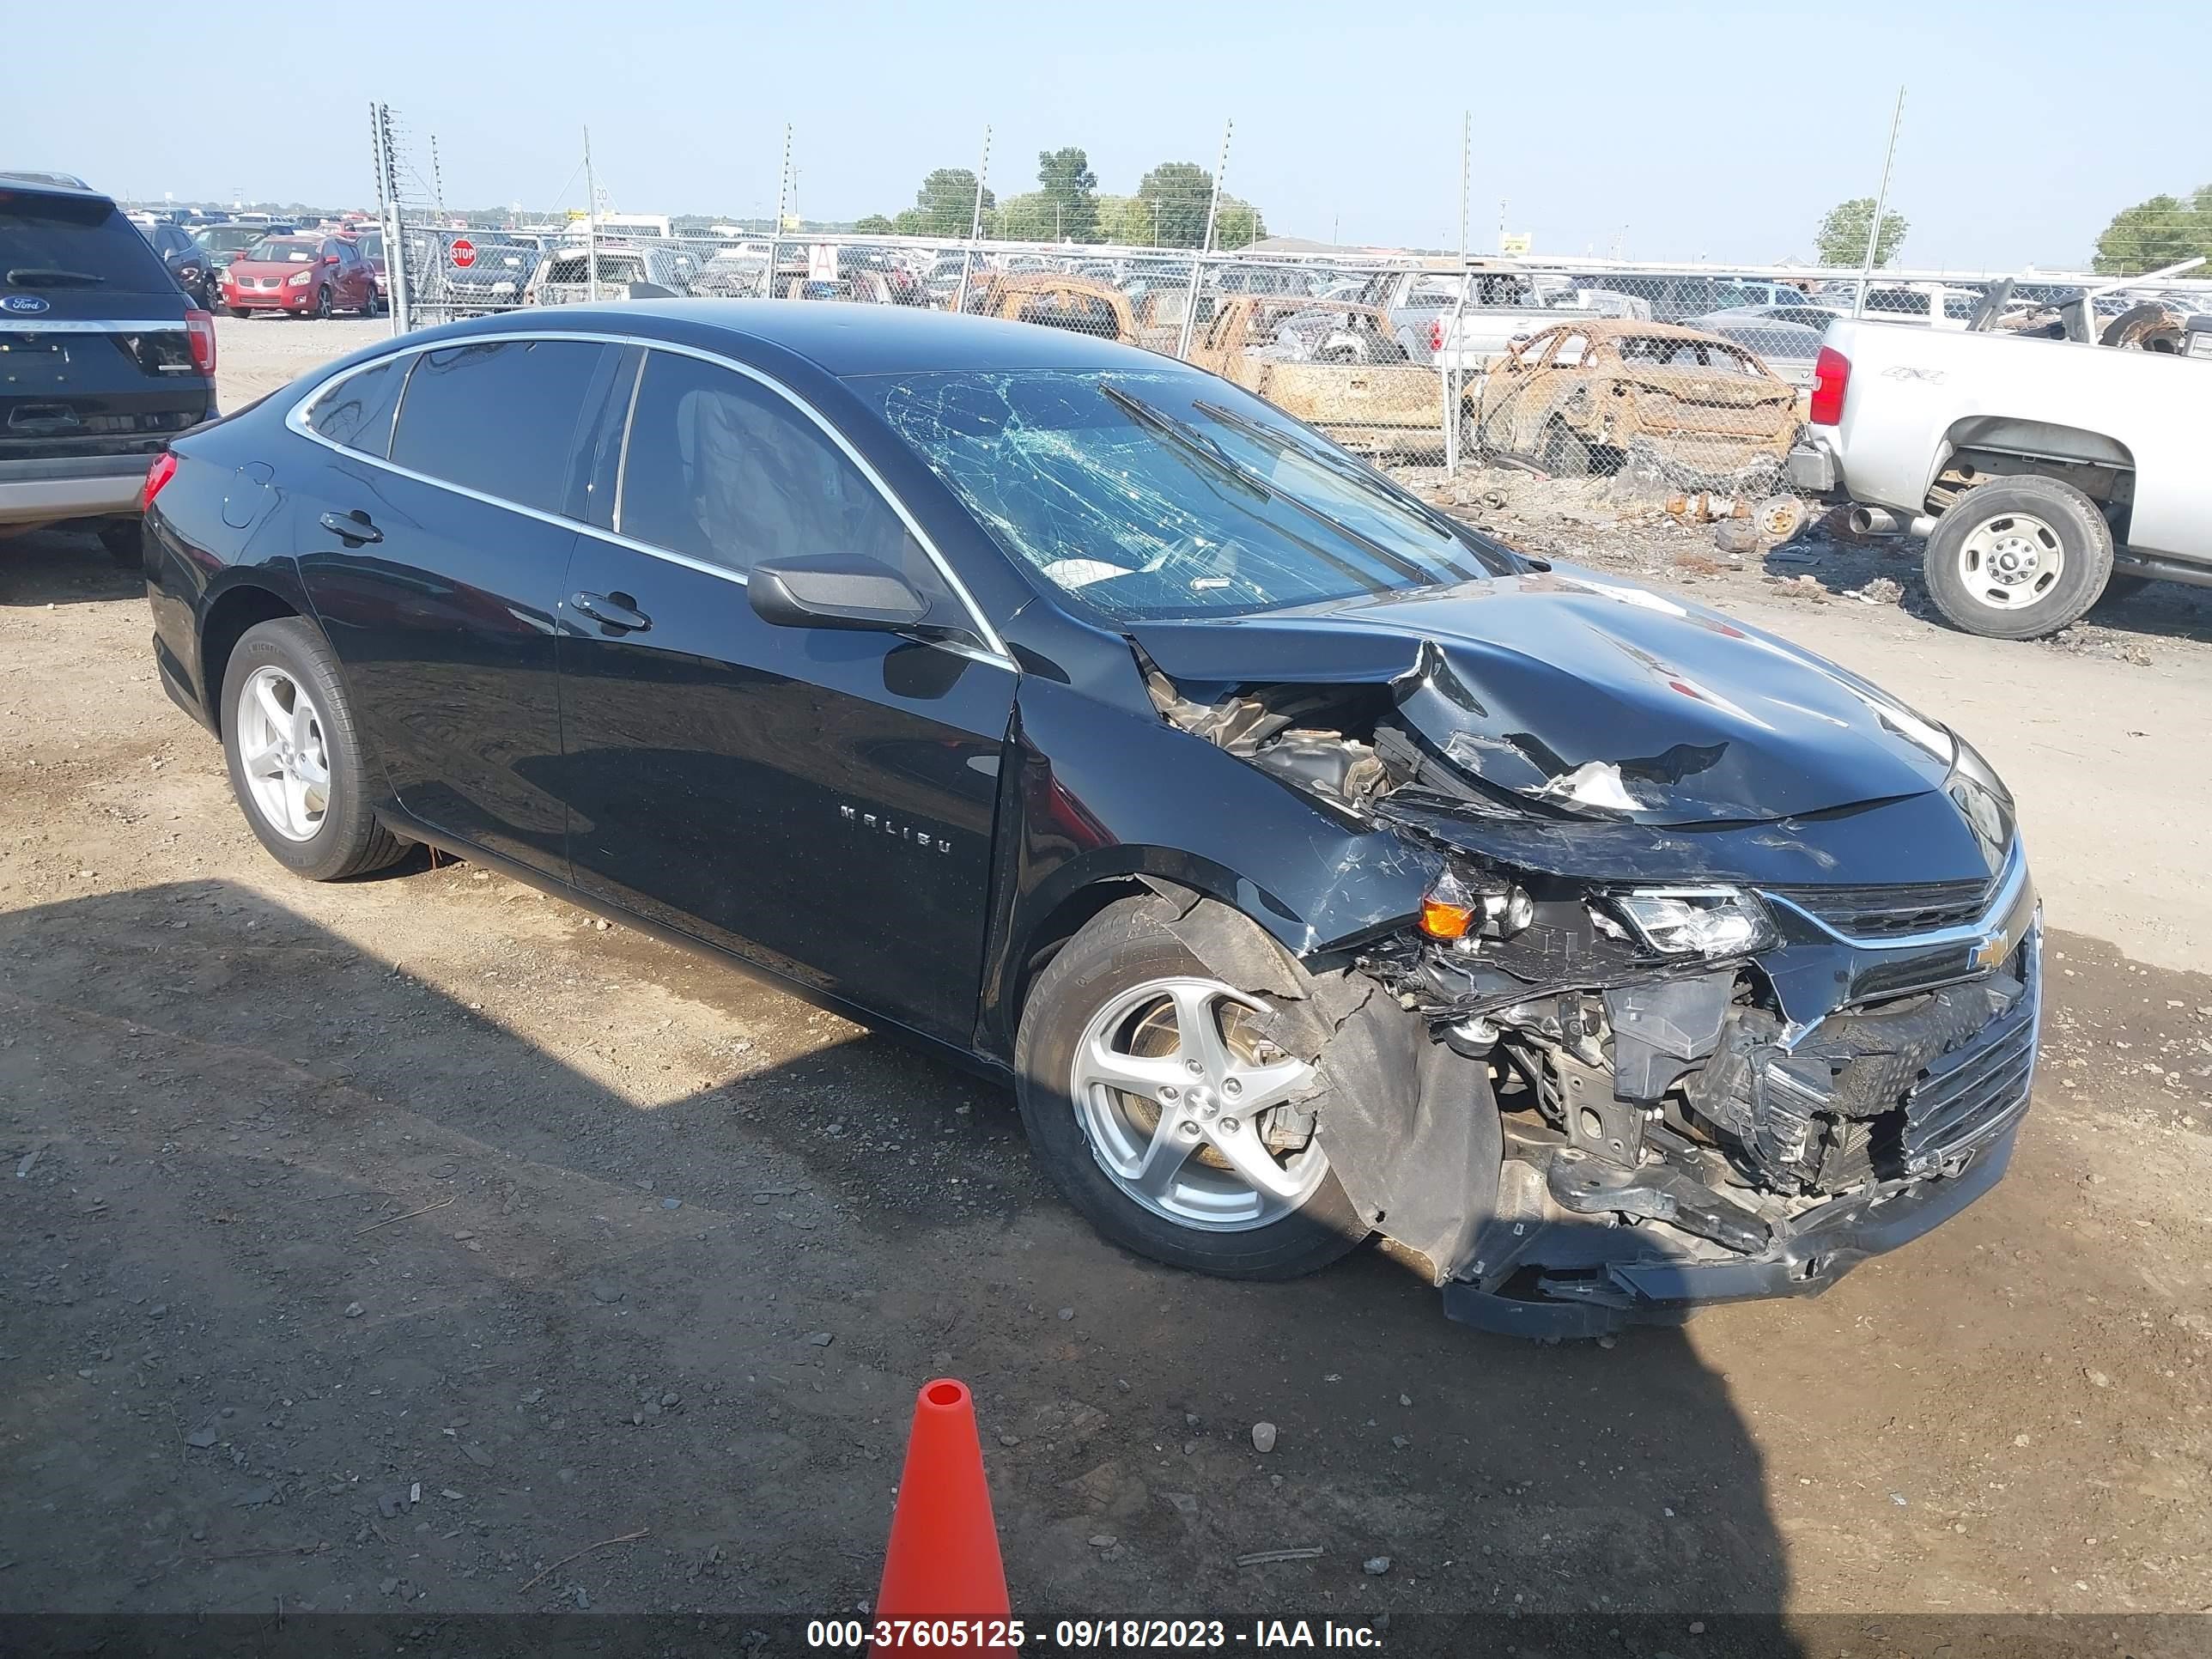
367,106,2212,502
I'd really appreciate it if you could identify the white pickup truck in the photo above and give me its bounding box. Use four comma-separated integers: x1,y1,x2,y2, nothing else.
1794,316,2211,638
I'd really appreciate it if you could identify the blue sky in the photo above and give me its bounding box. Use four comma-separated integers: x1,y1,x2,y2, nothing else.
9,1,2205,270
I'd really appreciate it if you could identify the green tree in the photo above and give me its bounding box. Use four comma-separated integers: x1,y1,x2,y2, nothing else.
852,213,895,235
1136,161,1216,247
993,191,1057,242
1036,146,1099,242
1814,197,1908,267
910,168,994,237
1215,196,1267,251
1094,194,1151,246
2092,185,2212,275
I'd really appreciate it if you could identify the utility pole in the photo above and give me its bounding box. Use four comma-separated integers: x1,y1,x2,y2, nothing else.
1175,118,1232,361
430,133,445,222
952,125,991,316
1852,87,1906,319
582,126,599,303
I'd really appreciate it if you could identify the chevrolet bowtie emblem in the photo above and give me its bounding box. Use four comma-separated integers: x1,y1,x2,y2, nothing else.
1971,928,2012,971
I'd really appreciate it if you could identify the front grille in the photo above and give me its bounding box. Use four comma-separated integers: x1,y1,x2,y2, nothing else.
1768,878,1992,939
1899,987,2037,1174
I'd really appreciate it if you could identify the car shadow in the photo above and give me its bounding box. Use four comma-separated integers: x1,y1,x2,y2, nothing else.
0,525,145,608
1765,531,2212,646
0,875,1799,1649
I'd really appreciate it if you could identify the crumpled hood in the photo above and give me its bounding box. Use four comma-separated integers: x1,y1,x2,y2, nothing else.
1129,566,1958,825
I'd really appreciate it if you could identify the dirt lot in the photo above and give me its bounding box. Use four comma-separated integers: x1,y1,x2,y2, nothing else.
3,316,2209,1650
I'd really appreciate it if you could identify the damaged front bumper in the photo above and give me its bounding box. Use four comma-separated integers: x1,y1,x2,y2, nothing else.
1437,874,2041,1339
1442,1118,2021,1338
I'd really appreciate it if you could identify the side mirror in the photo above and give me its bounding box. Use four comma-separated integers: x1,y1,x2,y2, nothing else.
748,555,930,632
323,253,340,266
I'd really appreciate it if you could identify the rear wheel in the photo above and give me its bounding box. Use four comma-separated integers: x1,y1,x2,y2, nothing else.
1539,418,1592,477
1015,901,1365,1280
97,519,141,568
1923,476,2113,639
221,618,410,881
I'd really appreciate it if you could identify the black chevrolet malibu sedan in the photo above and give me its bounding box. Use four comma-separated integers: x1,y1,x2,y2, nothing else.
142,302,2039,1335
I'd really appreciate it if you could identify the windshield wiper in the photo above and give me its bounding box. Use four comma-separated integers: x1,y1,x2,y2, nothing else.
1191,398,1514,579
1100,384,1434,586
5,267,107,288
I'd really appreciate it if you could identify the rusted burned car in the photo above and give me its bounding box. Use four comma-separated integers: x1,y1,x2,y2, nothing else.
1188,296,1445,457
967,272,1141,344
1471,320,1801,490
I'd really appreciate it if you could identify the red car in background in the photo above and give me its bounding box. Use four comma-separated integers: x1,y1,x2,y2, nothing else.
220,234,379,319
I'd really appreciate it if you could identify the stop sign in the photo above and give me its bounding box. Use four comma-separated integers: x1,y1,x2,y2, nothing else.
451,238,477,269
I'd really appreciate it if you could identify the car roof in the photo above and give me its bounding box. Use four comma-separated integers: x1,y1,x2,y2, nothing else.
408,299,1180,378
0,169,100,196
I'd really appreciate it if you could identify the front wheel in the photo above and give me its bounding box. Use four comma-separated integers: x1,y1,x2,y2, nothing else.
1923,476,2114,639
1014,900,1366,1280
221,617,410,880
313,285,333,320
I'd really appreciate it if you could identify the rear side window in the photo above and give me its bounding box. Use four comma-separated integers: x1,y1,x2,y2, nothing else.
307,356,410,458
1,188,177,295
389,339,611,513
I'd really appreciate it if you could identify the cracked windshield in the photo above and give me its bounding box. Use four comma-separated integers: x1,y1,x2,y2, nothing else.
866,368,1510,620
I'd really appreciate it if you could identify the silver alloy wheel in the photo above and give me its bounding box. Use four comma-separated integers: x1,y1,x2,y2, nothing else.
234,665,331,842
1069,975,1327,1231
1957,511,2065,610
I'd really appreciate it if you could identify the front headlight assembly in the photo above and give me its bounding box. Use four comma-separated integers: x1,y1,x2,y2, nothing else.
1610,886,1776,958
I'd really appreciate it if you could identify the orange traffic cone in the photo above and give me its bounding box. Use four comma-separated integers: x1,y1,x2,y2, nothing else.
872,1378,1011,1647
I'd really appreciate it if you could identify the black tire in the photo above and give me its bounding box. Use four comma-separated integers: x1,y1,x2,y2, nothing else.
220,617,410,881
1923,476,2114,640
97,519,142,568
313,285,333,320
1014,899,1367,1282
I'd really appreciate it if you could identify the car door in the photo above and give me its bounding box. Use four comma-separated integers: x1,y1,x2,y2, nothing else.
555,345,1017,1042
289,335,629,875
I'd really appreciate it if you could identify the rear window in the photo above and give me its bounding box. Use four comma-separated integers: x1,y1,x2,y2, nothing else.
1,187,177,295
307,356,410,458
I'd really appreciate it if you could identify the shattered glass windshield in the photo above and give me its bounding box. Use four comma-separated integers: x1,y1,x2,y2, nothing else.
861,368,1509,622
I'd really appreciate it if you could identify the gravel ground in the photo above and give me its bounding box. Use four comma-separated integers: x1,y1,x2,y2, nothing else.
0,320,2207,1649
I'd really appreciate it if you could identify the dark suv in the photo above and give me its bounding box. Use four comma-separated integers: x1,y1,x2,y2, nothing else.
1,173,216,562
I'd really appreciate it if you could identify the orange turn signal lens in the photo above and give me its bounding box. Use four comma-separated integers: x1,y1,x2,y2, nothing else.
1419,896,1475,939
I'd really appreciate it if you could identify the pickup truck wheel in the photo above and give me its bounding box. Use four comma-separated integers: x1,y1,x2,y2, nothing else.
221,618,410,881
1015,900,1365,1281
1923,477,2113,640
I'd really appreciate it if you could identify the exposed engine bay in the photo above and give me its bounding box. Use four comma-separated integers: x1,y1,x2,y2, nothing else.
1132,623,2041,1336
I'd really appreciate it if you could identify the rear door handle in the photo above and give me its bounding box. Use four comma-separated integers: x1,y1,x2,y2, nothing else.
318,509,382,545
571,590,652,632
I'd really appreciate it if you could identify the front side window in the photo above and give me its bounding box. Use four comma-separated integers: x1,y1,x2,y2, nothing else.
307,356,409,457
864,368,1508,623
617,350,969,633
388,339,611,513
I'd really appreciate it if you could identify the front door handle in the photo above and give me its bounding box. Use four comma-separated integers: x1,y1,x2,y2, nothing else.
571,590,652,632
318,509,382,545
